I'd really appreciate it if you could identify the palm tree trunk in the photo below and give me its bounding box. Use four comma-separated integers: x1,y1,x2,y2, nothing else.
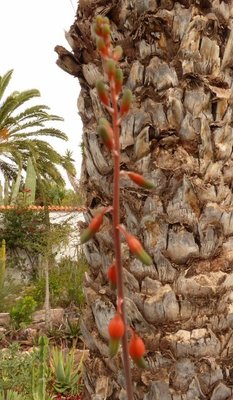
56,1,233,399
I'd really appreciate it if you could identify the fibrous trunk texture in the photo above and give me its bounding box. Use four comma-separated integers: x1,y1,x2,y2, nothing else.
56,1,233,399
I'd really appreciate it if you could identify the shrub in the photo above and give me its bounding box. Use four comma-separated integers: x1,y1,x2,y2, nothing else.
9,296,37,328
32,256,87,308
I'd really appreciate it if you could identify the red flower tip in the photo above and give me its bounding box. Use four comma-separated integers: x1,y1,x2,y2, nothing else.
108,314,125,356
107,263,117,287
108,313,125,340
129,333,147,368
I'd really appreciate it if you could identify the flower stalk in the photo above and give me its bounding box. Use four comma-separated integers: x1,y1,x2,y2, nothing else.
110,53,135,400
80,15,154,399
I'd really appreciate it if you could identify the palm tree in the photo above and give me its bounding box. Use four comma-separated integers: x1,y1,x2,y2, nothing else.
56,1,233,399
0,69,72,190
62,150,81,193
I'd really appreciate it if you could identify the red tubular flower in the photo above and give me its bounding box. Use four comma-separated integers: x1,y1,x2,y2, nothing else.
127,171,155,189
128,333,147,368
96,81,110,107
108,314,125,339
108,313,125,357
120,88,132,116
118,225,153,266
80,211,104,244
107,263,117,288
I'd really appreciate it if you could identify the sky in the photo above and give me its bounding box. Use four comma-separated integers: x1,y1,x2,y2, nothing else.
0,0,83,184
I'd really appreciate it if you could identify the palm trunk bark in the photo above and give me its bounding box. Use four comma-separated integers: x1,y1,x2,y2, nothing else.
56,1,233,399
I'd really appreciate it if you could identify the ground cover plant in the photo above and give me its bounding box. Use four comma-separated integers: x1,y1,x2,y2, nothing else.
0,336,84,399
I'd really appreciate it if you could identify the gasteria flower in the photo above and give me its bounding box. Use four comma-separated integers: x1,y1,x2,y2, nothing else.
105,59,116,81
128,333,147,368
96,80,110,107
118,225,153,265
120,88,132,116
107,263,117,289
112,45,123,61
108,313,125,357
97,118,114,150
114,68,123,96
96,37,109,58
80,210,105,244
94,15,110,38
125,171,155,189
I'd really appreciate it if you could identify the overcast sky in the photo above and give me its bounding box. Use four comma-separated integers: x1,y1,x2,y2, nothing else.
0,0,83,182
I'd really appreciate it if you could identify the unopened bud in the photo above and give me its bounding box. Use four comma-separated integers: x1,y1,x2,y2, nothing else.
127,172,155,189
101,23,111,37
96,37,109,57
80,211,104,244
112,45,123,61
114,68,123,95
120,89,132,116
129,333,147,368
107,264,117,289
96,81,110,107
108,314,125,357
118,225,152,265
105,59,116,81
98,118,114,150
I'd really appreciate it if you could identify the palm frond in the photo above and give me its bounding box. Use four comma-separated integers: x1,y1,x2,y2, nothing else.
4,105,51,127
0,159,18,180
0,69,13,101
6,128,68,141
0,96,19,128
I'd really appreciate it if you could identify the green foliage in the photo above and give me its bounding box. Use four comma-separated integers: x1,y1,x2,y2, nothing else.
50,347,83,395
32,336,52,400
66,318,81,340
0,342,39,395
33,256,87,308
0,280,25,313
0,207,47,257
0,390,26,400
45,184,66,206
0,339,84,399
61,189,84,207
0,70,77,189
44,184,84,207
9,296,37,328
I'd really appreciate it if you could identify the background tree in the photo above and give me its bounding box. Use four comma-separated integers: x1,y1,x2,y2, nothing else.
56,1,233,399
0,69,76,197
